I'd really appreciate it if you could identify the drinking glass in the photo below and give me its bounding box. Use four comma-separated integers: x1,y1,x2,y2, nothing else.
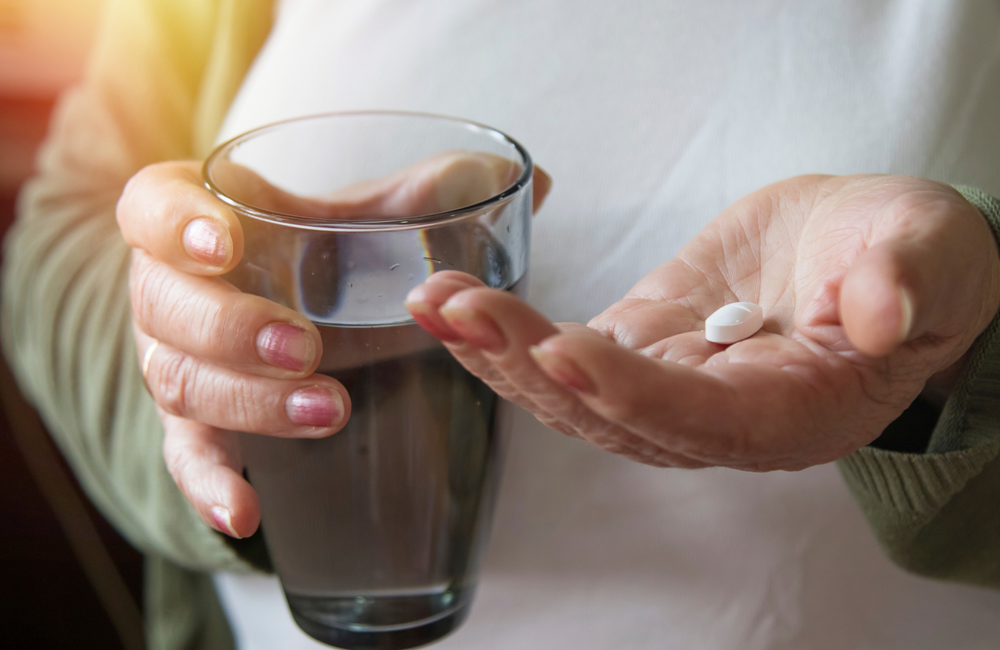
203,112,533,649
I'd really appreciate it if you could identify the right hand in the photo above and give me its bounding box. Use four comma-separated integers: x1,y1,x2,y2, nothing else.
118,155,550,538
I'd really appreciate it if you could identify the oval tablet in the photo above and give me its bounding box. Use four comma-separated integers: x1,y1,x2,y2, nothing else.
705,302,764,344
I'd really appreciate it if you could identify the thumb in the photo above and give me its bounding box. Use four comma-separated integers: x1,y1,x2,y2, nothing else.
839,239,919,357
839,197,999,358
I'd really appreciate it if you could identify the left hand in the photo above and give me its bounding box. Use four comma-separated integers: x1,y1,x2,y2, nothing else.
405,175,1000,471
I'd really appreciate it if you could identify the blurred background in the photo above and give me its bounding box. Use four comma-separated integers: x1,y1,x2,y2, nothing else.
1,0,100,195
1,1,145,648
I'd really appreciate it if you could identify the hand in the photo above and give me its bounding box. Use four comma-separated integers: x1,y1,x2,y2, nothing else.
405,175,1000,471
119,154,550,537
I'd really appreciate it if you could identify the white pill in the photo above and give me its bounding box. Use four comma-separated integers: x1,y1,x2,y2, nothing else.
705,302,764,344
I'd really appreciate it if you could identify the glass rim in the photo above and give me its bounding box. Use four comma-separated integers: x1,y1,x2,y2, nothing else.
202,110,534,232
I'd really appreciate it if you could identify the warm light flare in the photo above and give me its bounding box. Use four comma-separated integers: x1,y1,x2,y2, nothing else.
0,0,104,96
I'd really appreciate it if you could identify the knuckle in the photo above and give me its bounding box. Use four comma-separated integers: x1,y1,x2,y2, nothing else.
152,344,278,432
187,292,223,344
185,288,244,358
153,351,198,417
118,161,197,233
129,255,174,327
535,413,578,437
228,378,264,430
601,392,645,424
161,353,267,430
586,312,613,334
586,300,643,339
130,256,229,350
204,296,250,359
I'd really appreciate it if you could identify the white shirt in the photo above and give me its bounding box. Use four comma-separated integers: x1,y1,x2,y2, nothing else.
214,1,1000,648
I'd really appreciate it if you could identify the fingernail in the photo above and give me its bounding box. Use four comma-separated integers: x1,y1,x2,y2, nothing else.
211,506,241,538
439,306,506,351
898,287,915,343
286,386,343,428
183,218,232,266
256,323,316,371
528,345,597,394
405,301,464,342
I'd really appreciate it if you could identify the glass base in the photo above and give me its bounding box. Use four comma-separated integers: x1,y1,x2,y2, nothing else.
287,590,471,650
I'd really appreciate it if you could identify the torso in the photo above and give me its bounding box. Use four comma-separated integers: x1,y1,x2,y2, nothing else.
214,1,1000,647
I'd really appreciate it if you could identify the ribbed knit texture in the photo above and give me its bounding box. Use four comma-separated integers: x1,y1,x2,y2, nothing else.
838,186,1000,586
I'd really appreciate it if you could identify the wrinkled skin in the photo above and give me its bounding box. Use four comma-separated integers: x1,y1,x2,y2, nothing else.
119,154,550,538
404,175,1000,472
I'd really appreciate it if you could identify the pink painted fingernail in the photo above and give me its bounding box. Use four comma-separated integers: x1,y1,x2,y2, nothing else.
439,306,506,352
529,345,597,395
286,386,343,428
256,323,316,371
405,301,464,342
211,505,241,538
183,218,232,266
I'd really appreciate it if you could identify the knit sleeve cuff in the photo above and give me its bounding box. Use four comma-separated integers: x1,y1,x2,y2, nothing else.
838,185,1000,538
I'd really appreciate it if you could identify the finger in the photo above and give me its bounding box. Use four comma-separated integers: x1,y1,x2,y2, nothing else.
436,288,711,464
432,151,522,212
838,242,914,357
299,152,524,218
434,288,615,437
210,152,545,221
161,412,260,538
530,330,744,462
416,281,570,411
587,298,723,369
380,155,549,215
425,270,489,288
588,298,704,350
411,284,708,462
840,193,999,357
406,274,525,412
532,166,553,213
141,334,351,437
412,282,541,406
322,155,549,217
438,285,561,377
117,161,244,275
131,250,320,378
405,271,486,341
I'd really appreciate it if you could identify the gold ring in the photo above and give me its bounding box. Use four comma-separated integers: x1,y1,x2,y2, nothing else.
142,339,160,390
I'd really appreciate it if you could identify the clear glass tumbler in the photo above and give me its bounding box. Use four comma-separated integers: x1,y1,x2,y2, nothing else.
203,112,533,649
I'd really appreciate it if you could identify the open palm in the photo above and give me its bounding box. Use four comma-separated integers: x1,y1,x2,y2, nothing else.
405,175,1000,471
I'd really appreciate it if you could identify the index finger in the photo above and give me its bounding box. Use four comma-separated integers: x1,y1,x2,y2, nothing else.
117,160,245,276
